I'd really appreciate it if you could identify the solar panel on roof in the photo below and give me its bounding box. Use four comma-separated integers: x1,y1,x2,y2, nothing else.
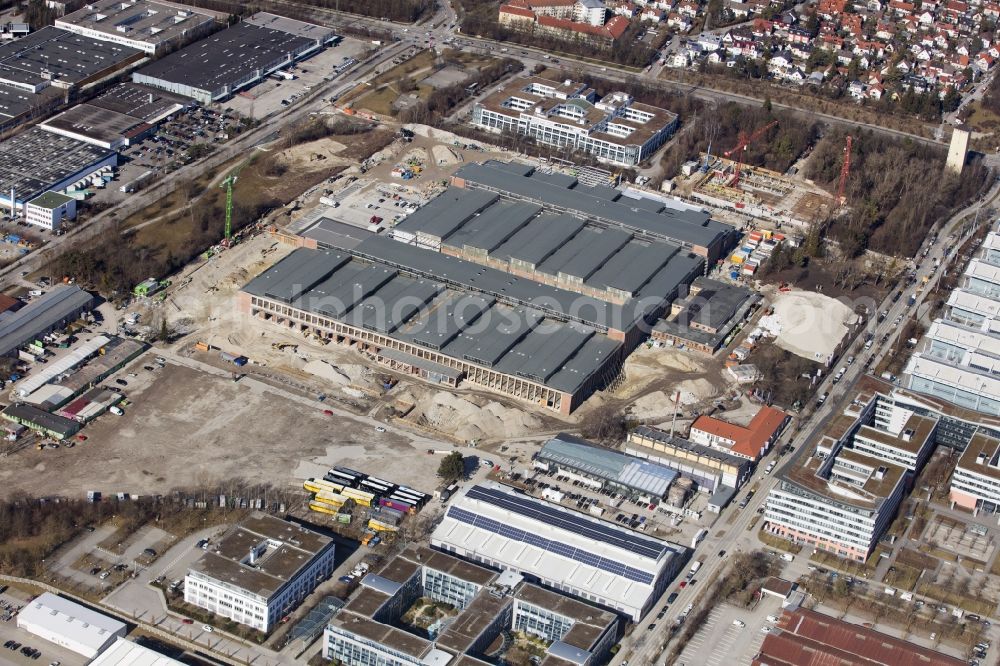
465,485,667,560
445,504,654,584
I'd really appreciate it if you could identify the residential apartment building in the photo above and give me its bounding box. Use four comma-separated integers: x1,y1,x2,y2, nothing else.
499,0,628,46
471,77,678,166
184,514,335,632
763,385,936,561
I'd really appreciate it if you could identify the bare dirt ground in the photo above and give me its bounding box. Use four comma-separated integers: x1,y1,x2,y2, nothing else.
601,344,731,425
0,357,447,498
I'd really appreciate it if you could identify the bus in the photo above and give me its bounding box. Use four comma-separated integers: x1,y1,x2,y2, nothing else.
309,500,339,515
334,466,366,480
304,478,344,495
387,494,418,514
312,491,350,510
394,487,428,507
325,469,359,488
360,478,395,498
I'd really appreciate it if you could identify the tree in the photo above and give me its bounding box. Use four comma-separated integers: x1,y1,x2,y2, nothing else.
437,452,465,483
580,405,627,443
158,317,170,342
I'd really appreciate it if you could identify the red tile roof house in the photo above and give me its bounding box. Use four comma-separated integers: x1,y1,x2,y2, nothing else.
689,405,789,461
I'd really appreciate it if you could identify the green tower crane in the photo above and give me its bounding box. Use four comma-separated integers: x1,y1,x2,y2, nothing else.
220,173,237,245
219,160,250,247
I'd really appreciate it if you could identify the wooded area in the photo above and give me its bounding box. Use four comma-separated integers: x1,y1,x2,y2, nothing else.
0,481,296,578
805,129,990,257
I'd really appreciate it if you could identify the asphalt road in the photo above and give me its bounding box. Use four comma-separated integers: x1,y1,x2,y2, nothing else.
0,39,412,292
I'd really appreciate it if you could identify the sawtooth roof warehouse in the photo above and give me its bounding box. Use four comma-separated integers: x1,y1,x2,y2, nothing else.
243,162,737,414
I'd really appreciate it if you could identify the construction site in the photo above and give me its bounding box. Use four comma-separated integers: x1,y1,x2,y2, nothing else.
673,126,848,232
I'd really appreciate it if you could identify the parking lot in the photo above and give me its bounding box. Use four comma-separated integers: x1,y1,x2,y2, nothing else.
324,177,427,231
675,599,778,666
0,589,87,666
223,37,370,120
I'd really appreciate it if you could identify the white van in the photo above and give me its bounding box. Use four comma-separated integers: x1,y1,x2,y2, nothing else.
109,406,124,416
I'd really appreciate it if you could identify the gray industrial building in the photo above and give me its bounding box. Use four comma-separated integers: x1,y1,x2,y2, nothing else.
39,83,188,149
55,0,216,55
452,160,736,263
88,82,190,123
535,433,680,500
0,285,94,358
391,186,706,308
0,26,145,132
0,128,116,212
240,236,629,415
258,164,734,413
133,13,337,103
0,26,144,94
652,277,759,353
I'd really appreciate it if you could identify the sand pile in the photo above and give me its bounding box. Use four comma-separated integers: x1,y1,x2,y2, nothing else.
303,360,351,386
418,392,542,441
432,145,461,166
770,290,857,362
630,391,676,422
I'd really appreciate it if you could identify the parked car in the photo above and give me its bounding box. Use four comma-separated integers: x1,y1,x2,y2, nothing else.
202,625,214,633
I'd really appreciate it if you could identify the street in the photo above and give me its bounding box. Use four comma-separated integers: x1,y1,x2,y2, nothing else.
614,177,1000,665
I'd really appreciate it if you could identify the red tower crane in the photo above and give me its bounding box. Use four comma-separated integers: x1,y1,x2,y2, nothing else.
723,120,779,187
837,135,853,205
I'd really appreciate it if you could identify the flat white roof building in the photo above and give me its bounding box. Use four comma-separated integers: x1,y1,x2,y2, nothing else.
16,592,126,658
764,391,935,562
55,0,216,55
184,513,335,632
947,289,1000,327
88,637,186,665
951,432,1000,515
905,230,1000,418
430,482,687,620
471,76,679,167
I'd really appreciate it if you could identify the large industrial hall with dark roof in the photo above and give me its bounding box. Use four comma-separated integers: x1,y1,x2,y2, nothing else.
242,161,737,414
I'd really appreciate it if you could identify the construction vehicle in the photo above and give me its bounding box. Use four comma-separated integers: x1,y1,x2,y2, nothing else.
723,121,779,188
